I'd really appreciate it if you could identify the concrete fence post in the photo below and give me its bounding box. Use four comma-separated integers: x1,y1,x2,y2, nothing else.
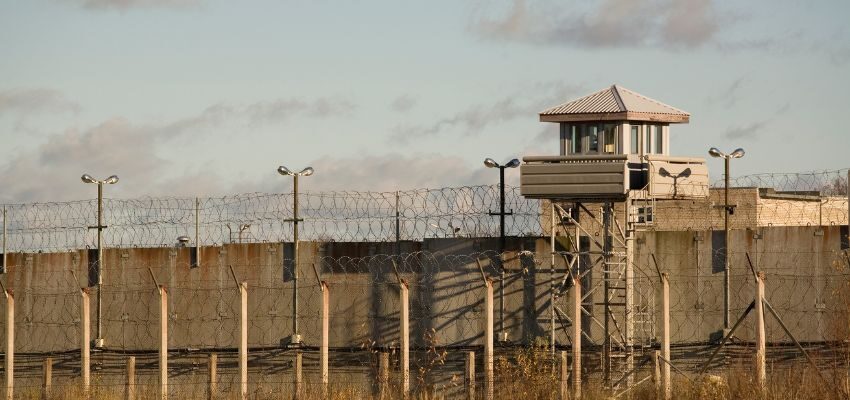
207,353,217,400
158,285,168,400
4,288,12,400
755,272,766,389
465,351,475,400
654,350,661,400
661,273,671,400
80,288,91,395
321,281,329,394
484,279,494,400
238,282,248,400
42,357,52,400
127,356,136,400
400,280,410,397
572,276,581,400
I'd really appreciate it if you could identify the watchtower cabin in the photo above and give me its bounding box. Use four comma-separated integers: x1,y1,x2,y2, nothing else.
521,85,709,201
519,85,711,388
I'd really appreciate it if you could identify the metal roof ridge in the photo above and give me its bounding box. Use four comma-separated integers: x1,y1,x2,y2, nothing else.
610,84,627,112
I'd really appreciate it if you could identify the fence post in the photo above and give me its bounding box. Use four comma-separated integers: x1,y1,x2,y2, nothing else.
484,278,494,400
80,287,90,395
560,350,568,400
127,356,136,400
294,351,302,399
755,271,766,389
42,357,52,400
158,285,168,400
238,281,248,400
653,350,661,400
466,351,475,400
661,273,671,400
378,352,389,400
4,288,12,400
572,276,581,400
321,281,329,394
400,279,410,397
207,353,216,400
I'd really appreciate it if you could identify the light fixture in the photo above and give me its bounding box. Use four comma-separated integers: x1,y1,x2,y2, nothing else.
484,158,498,168
505,159,520,168
730,148,745,159
708,148,724,158
81,174,97,184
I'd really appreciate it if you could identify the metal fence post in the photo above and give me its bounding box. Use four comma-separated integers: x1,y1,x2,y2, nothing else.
661,273,671,400
755,272,766,389
484,279,494,400
466,351,475,400
572,276,581,400
4,288,13,400
158,285,168,400
400,279,410,397
207,353,217,400
127,356,136,400
81,288,91,395
321,281,329,394
239,282,248,400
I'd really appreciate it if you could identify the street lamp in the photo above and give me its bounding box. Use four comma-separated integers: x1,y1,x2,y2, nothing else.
708,147,745,331
484,157,520,343
81,173,119,348
278,165,313,346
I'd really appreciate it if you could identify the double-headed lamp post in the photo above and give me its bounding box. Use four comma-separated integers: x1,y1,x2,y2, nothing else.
81,173,119,348
277,165,314,346
484,157,520,343
708,147,745,331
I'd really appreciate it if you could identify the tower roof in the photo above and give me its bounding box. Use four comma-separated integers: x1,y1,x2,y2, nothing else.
540,85,690,123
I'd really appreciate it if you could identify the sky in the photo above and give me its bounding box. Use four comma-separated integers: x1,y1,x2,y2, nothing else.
1,0,849,203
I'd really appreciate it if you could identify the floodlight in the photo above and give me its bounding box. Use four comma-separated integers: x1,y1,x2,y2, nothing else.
730,148,745,159
81,174,97,184
299,167,314,176
484,158,498,168
708,148,724,158
104,175,119,184
505,159,520,168
277,166,294,176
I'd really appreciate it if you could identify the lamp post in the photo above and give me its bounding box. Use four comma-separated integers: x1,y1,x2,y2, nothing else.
484,157,520,343
81,174,119,348
278,165,314,346
708,147,745,331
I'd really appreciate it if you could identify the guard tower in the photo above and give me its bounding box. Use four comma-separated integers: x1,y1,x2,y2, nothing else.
520,85,710,389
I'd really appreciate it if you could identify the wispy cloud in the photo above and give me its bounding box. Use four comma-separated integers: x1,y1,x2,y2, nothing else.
390,81,583,143
470,0,720,50
390,95,417,113
722,103,789,140
58,0,204,11
0,88,80,116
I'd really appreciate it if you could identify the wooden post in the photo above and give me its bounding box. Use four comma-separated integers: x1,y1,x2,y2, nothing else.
653,350,661,400
126,356,136,400
42,357,52,400
465,351,475,400
560,351,568,400
755,272,766,389
321,281,329,393
4,289,12,400
484,279,494,400
207,353,217,400
378,352,389,400
158,286,168,400
661,273,671,400
294,351,302,399
400,280,410,396
238,282,248,400
80,288,90,395
572,277,581,400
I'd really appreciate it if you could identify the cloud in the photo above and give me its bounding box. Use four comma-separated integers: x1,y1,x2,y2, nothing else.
160,97,356,138
469,0,719,49
59,0,203,10
0,88,80,116
724,121,766,140
706,75,748,108
390,95,417,113
390,81,583,143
